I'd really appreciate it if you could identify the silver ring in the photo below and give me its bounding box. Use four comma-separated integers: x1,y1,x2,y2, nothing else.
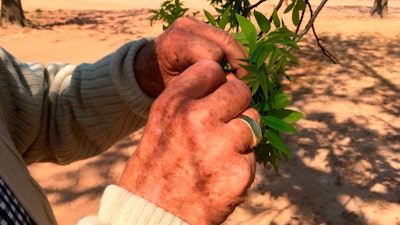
238,115,262,148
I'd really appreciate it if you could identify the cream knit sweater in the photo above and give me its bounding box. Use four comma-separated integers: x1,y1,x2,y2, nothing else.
0,38,188,225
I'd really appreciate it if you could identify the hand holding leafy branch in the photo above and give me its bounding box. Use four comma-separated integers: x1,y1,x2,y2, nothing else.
148,0,332,172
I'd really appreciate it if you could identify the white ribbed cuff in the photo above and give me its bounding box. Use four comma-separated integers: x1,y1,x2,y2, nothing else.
111,37,155,119
78,185,189,225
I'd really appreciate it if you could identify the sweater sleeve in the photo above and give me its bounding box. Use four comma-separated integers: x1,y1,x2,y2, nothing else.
77,185,189,225
0,37,155,164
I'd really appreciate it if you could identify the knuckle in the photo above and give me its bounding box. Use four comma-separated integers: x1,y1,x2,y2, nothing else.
234,80,252,102
172,16,195,28
221,31,239,48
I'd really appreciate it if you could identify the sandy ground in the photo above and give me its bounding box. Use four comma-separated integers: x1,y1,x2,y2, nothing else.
1,0,399,224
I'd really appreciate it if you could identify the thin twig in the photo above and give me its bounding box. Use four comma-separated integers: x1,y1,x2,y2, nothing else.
298,0,339,64
310,19,339,64
295,8,306,34
249,0,268,12
275,0,285,11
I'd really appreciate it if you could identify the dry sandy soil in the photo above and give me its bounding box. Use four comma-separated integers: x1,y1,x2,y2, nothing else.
1,0,399,224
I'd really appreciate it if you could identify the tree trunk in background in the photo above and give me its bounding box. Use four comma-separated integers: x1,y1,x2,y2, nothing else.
371,0,388,18
0,0,30,26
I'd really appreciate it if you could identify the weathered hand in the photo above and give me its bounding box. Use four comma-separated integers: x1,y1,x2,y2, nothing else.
120,60,259,225
134,17,248,97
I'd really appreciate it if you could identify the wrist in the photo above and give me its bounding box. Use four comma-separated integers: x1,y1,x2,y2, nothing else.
119,156,224,225
134,40,165,97
84,185,190,225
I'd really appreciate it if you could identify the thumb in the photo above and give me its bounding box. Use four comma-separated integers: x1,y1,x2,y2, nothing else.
163,59,227,100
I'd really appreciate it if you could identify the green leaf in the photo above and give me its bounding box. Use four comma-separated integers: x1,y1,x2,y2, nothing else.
268,47,280,70
295,0,307,10
263,115,298,133
267,30,292,43
260,94,291,111
204,10,216,26
236,13,257,53
280,48,299,64
269,109,305,124
259,69,271,100
292,0,306,26
284,1,296,13
242,73,261,96
257,46,272,69
250,79,260,96
274,93,291,108
232,32,248,46
218,5,231,29
241,73,259,82
267,145,281,173
276,39,299,49
240,63,260,75
272,7,281,28
265,130,290,156
292,7,300,26
254,10,271,34
250,42,273,69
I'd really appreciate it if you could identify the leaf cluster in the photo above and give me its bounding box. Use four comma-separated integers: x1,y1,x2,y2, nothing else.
285,0,307,26
208,0,251,31
150,0,189,30
234,10,304,173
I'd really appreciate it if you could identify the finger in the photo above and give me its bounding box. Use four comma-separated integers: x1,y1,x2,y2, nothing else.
178,35,225,71
227,108,261,152
196,74,251,122
240,108,261,124
163,59,227,100
171,17,248,77
242,147,256,187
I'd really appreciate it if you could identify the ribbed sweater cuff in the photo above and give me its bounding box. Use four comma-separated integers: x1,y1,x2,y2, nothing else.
111,37,155,119
78,185,189,225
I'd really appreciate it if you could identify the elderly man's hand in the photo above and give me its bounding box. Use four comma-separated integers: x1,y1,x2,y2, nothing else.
134,17,248,97
120,60,259,225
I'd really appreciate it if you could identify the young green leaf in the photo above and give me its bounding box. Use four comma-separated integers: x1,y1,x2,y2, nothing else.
265,145,281,173
269,109,305,124
218,5,231,29
261,94,291,111
273,93,292,109
295,0,307,10
280,48,299,64
268,47,280,71
236,13,257,53
292,7,300,26
250,79,261,95
265,130,290,156
251,42,273,69
276,39,300,50
263,115,298,133
284,0,296,14
259,70,271,100
204,10,216,26
272,7,281,28
232,32,248,47
254,10,271,34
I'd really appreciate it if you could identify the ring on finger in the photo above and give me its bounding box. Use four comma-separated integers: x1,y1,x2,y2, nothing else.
238,115,262,148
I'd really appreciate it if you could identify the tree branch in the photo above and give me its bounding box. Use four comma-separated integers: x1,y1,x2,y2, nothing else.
275,0,285,11
295,8,306,34
297,0,326,38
